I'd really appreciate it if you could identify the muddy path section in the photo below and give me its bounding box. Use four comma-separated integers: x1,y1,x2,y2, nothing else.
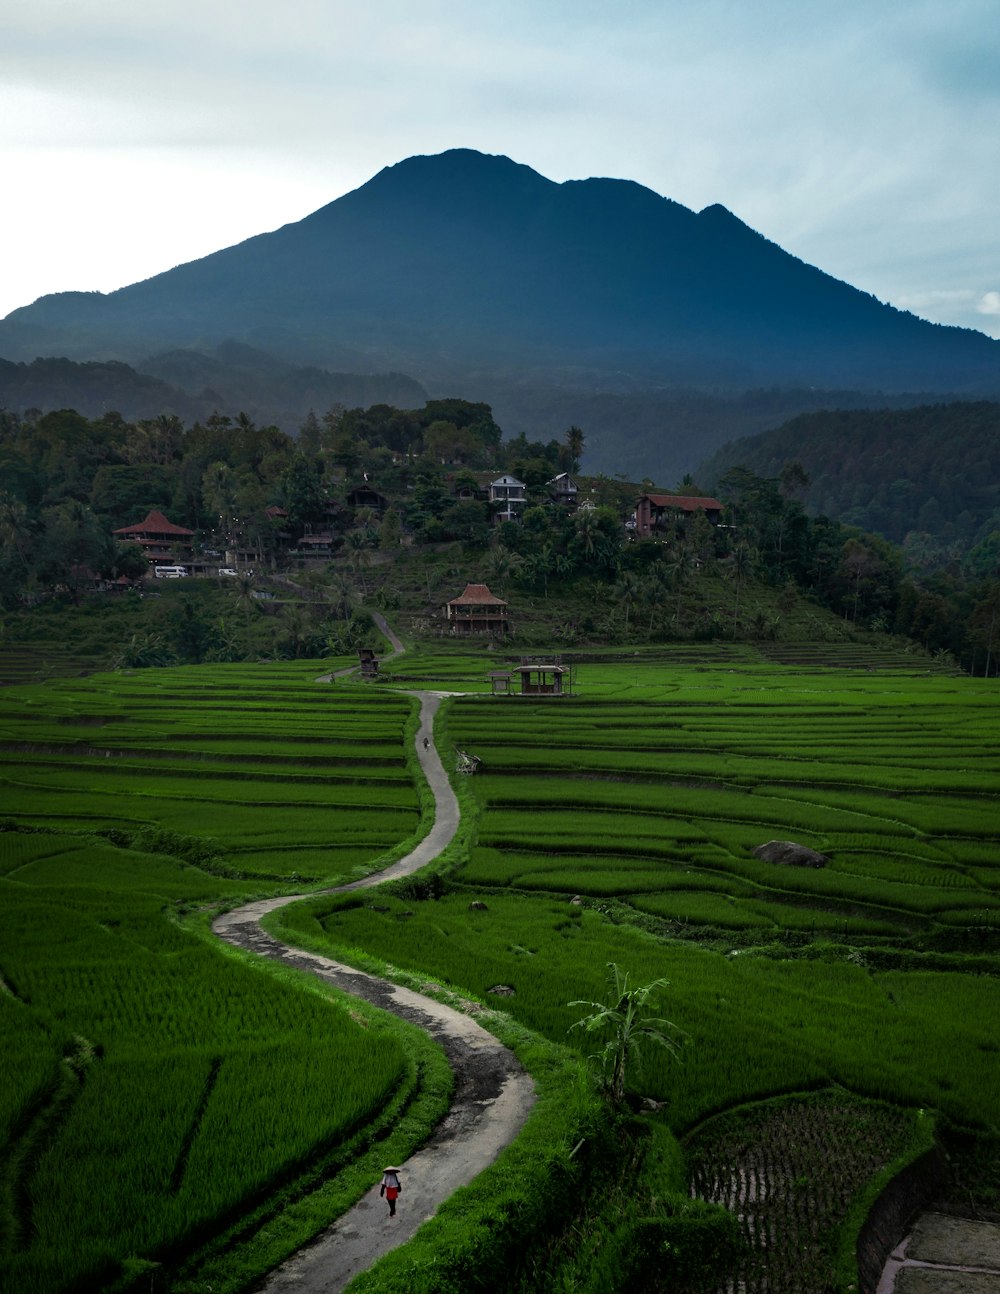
212,686,536,1293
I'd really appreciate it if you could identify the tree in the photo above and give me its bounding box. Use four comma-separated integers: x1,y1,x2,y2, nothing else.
565,425,585,473
728,540,756,635
569,963,683,1105
613,570,641,638
378,508,403,550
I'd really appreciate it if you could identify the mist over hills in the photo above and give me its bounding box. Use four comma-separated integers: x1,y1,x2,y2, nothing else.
3,148,999,478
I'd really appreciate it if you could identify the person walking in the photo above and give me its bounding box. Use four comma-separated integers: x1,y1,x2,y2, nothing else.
380,1166,402,1217
422,736,430,751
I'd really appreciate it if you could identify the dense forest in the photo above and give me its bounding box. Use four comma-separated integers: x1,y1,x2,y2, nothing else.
699,402,1000,574
0,399,997,675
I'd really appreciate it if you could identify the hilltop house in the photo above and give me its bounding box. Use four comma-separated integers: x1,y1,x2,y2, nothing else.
635,493,723,538
547,473,579,507
346,484,389,514
488,474,526,524
113,510,194,570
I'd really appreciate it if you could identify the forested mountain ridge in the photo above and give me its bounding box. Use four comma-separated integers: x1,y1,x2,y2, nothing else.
0,351,426,429
3,149,999,404
698,402,1000,571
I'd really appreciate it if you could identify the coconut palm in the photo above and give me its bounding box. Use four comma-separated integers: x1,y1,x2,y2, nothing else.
729,540,756,635
613,570,641,639
569,963,683,1105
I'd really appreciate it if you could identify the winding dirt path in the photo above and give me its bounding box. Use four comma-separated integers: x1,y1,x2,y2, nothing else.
212,630,536,1291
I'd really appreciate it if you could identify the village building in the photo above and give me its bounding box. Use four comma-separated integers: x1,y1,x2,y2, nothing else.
634,493,724,538
289,533,336,563
446,583,509,635
346,485,389,514
547,473,579,507
488,474,527,524
113,510,194,570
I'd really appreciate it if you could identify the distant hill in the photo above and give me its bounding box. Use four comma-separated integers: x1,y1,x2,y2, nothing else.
697,402,1000,561
0,349,427,428
3,148,999,476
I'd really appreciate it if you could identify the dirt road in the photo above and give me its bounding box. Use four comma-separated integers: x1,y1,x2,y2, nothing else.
213,680,536,1292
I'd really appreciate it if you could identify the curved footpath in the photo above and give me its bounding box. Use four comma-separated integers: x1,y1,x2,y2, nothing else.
213,632,536,1291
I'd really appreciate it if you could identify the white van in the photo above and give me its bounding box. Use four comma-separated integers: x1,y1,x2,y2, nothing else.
154,566,188,579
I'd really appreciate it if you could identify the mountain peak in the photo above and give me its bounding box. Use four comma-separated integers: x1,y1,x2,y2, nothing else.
1,148,998,397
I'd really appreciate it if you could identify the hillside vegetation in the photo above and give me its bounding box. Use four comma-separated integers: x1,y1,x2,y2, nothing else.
699,401,1000,571
3,398,997,680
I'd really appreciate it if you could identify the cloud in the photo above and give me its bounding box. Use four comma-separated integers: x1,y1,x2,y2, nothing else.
977,292,1000,317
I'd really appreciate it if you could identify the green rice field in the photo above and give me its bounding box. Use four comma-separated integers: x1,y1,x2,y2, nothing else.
0,662,436,1293
2,645,998,1293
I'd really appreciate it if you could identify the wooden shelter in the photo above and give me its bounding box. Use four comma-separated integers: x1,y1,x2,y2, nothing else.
357,647,380,679
514,659,568,696
446,583,508,635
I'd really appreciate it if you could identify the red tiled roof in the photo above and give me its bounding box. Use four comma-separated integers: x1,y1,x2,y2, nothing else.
643,494,723,512
447,582,507,606
113,509,194,536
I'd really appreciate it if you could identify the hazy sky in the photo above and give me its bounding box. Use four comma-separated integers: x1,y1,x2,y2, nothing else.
3,0,998,337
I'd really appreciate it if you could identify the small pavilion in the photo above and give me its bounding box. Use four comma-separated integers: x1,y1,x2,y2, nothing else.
446,583,508,636
489,656,570,697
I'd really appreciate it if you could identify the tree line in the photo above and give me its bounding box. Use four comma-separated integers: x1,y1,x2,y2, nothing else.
1,399,997,675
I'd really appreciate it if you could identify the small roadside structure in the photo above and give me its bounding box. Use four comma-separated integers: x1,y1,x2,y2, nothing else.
446,583,508,636
488,669,514,695
357,647,380,679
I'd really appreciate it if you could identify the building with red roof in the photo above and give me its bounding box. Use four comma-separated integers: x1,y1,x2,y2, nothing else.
113,510,195,569
635,493,724,538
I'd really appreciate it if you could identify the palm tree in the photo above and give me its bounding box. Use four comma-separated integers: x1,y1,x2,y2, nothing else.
565,425,585,472
729,540,756,636
569,963,683,1105
486,546,522,595
613,570,641,639
230,572,258,643
0,492,32,566
345,530,370,596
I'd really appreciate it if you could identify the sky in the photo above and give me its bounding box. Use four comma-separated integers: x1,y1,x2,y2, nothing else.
2,0,999,337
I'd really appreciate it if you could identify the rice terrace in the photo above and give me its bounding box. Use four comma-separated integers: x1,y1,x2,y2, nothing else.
1,638,998,1293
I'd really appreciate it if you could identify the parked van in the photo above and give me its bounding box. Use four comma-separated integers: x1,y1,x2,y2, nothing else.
154,565,188,578
217,567,238,577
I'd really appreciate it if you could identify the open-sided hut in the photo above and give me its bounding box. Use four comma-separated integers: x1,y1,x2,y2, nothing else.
446,583,508,635
514,657,568,697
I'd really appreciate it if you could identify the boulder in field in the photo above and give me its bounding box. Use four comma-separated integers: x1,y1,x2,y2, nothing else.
753,840,828,868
